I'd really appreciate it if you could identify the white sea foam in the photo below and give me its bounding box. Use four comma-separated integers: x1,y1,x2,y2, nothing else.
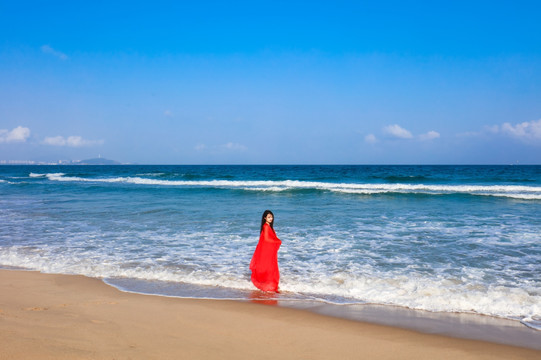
521,316,541,330
280,272,541,320
136,173,166,176
1,246,539,326
29,172,54,178
38,173,541,199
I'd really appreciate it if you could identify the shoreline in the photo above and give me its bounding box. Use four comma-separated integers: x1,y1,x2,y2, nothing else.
1,269,540,359
104,274,541,350
284,301,541,350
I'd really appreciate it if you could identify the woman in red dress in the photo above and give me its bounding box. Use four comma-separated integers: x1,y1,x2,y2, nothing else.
250,210,282,292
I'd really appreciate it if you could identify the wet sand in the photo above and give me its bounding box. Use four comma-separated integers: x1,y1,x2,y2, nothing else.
1,270,540,359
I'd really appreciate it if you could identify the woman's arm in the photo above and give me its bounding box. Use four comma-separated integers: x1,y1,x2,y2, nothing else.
262,224,281,243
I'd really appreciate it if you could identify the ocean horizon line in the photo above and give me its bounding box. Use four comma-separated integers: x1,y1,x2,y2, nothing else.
2,162,541,166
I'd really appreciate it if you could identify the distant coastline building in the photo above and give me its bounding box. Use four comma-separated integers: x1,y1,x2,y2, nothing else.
0,158,121,165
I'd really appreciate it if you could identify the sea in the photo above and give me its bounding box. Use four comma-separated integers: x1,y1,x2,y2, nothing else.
1,165,540,332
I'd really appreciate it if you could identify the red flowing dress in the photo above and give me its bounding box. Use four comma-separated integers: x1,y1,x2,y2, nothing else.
250,223,282,292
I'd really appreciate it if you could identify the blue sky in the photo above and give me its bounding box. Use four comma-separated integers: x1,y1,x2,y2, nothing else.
1,1,540,164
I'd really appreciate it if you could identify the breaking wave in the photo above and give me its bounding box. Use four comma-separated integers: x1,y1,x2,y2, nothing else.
28,173,541,200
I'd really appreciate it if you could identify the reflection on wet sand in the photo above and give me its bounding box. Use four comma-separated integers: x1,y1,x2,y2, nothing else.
249,290,278,305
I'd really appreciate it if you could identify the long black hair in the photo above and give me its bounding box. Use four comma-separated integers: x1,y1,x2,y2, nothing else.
260,210,274,233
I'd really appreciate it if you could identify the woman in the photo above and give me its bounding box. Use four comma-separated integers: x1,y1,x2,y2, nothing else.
250,210,282,292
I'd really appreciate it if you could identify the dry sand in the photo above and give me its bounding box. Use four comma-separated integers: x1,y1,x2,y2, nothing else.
1,269,539,360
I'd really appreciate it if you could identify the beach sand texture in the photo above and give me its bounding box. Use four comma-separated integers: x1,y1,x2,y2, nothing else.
1,270,539,360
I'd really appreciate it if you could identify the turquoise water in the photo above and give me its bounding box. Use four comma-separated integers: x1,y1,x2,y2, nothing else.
1,165,540,329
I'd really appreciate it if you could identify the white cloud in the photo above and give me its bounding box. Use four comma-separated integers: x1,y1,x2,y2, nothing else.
42,136,67,146
419,131,440,141
500,119,541,142
42,135,103,147
384,124,413,139
364,134,377,144
195,143,207,151
0,126,31,143
41,45,68,60
464,119,541,144
222,142,247,151
195,142,247,153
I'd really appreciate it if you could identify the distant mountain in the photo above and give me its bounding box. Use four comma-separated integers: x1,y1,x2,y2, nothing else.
76,158,121,165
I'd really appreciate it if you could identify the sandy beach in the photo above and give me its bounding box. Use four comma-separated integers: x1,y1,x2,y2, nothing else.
1,270,539,359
